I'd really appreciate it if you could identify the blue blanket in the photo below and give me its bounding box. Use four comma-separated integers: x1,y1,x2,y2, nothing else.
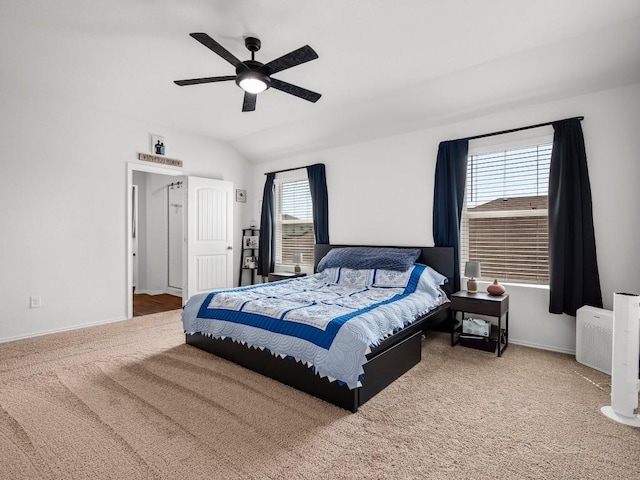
182,264,448,389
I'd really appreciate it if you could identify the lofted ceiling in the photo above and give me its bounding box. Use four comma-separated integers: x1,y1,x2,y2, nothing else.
2,0,640,163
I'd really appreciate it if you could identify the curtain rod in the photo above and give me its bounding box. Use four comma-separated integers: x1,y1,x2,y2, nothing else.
264,163,322,176
463,116,584,142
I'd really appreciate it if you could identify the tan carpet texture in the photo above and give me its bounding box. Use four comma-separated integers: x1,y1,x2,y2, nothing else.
1,311,638,479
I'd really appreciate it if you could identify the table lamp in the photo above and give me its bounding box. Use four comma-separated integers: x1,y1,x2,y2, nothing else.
293,252,303,273
465,261,481,293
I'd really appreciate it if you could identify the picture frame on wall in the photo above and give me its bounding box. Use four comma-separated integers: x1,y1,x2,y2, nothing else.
236,189,247,202
150,134,165,156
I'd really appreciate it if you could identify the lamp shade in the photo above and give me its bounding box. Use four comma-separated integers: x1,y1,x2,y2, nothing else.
464,261,481,278
292,252,303,264
239,77,268,94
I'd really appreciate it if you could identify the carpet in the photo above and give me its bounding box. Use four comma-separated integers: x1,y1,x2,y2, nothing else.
0,311,638,479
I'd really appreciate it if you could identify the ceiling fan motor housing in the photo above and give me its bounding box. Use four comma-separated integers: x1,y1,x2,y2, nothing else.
235,60,271,91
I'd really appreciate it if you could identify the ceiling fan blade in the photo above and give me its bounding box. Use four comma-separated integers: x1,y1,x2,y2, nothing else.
264,45,318,75
242,92,257,112
174,76,236,86
270,78,321,103
190,33,242,68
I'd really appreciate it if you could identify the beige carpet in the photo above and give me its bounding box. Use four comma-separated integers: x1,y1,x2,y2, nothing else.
1,311,638,480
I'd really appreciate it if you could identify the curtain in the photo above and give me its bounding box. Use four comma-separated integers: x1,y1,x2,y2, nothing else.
257,173,276,277
432,139,469,293
306,163,330,244
548,119,602,316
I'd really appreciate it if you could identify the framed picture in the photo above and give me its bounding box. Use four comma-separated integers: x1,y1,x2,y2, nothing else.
151,134,165,156
243,236,259,249
236,189,247,203
243,256,257,269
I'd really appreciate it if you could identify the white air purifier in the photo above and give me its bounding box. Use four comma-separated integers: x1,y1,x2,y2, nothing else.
601,292,640,427
576,305,614,374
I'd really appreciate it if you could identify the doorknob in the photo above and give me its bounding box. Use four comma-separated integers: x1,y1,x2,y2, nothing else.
227,246,233,250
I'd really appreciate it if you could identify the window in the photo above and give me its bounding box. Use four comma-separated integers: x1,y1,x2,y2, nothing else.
274,173,315,269
460,134,552,284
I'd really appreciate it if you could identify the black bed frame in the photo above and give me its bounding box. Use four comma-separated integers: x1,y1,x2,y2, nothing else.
186,245,454,412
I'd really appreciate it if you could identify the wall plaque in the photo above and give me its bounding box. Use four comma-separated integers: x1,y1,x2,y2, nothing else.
137,152,183,168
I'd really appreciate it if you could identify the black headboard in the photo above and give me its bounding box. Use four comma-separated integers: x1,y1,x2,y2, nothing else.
313,244,455,297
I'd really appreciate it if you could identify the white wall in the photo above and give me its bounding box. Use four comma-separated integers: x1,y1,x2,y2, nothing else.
0,91,252,342
252,82,640,354
132,171,146,289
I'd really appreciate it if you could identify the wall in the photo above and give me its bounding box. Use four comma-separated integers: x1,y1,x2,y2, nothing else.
0,91,252,342
251,82,640,354
132,171,146,290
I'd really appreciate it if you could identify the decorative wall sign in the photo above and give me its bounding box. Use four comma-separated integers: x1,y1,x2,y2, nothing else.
151,135,166,155
137,152,183,168
236,189,247,203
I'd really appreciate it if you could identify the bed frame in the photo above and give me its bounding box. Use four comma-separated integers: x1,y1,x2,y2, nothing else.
186,245,454,412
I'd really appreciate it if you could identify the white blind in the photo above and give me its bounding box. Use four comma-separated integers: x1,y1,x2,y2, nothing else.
460,142,552,284
274,177,315,267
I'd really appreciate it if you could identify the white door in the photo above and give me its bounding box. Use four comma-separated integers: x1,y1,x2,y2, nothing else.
185,176,233,303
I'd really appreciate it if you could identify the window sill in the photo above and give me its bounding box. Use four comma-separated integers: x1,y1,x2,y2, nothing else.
466,278,549,291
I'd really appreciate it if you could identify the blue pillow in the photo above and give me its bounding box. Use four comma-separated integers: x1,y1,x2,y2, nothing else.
316,247,421,272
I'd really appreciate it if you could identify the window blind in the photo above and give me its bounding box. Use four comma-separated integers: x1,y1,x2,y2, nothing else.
460,143,552,284
274,178,315,267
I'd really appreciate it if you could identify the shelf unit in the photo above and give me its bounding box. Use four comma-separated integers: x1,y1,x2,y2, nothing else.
239,227,259,286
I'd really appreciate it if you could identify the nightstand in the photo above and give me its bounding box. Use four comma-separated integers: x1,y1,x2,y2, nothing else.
450,291,509,357
268,272,307,282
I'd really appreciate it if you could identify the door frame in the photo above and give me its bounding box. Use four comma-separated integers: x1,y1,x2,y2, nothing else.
126,162,187,319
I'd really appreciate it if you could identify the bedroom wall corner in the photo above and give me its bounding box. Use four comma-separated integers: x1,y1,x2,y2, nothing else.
0,89,253,343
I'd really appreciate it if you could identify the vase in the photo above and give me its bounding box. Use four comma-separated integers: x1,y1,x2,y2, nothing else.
487,279,505,296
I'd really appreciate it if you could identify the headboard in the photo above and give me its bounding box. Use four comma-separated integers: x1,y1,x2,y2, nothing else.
313,244,455,297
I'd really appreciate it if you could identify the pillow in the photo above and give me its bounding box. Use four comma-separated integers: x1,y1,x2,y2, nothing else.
316,247,421,272
372,268,414,288
336,268,375,287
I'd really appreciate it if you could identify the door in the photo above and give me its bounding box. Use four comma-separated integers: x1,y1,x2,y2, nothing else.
185,176,233,303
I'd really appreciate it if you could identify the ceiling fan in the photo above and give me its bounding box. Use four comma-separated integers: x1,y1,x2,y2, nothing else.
174,33,321,112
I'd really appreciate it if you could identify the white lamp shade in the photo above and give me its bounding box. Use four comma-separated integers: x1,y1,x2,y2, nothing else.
464,261,481,278
292,252,303,264
239,77,268,94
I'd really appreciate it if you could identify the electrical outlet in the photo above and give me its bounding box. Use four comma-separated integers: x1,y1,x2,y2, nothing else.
29,296,41,308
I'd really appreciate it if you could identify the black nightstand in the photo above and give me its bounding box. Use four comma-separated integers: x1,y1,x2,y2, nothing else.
450,291,509,356
268,272,307,282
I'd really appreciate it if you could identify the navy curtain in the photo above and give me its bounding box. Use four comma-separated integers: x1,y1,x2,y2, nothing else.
548,119,602,316
432,139,469,293
257,173,276,277
306,163,330,244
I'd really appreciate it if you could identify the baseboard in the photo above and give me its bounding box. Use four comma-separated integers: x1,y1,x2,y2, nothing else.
509,338,575,356
166,286,182,297
134,289,165,296
134,288,181,297
0,316,128,344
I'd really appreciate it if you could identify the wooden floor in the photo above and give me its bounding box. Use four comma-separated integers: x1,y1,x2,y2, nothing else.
133,293,182,317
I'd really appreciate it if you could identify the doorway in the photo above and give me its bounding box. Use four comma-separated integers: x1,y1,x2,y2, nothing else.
127,163,185,319
126,163,235,319
131,169,185,316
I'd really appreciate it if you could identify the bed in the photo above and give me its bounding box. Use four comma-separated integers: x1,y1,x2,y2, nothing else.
183,244,454,412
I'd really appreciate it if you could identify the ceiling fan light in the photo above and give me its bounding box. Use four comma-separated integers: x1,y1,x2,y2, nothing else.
239,77,268,94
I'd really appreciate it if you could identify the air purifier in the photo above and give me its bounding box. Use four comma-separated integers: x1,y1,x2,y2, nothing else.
601,292,640,427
